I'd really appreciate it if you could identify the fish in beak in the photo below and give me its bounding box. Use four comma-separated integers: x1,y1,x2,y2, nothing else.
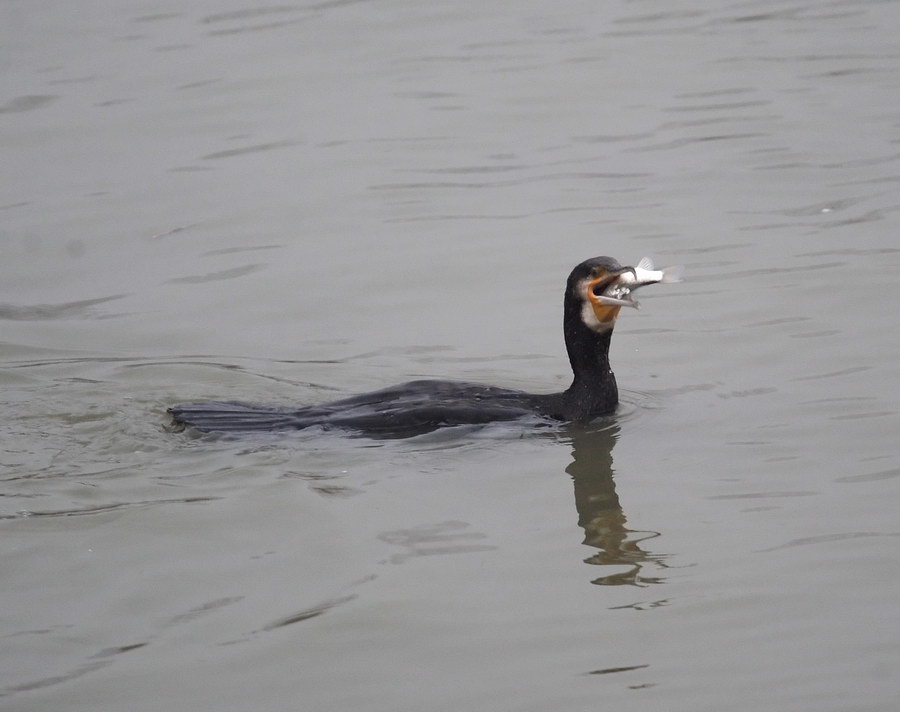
595,257,683,309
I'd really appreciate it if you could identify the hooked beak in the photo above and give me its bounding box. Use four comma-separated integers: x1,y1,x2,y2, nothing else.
589,267,640,311
587,267,638,325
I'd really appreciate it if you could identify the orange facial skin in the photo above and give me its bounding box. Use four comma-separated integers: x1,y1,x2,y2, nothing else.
586,272,623,325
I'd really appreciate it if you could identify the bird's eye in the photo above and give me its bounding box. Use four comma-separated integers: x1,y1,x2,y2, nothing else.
589,270,610,296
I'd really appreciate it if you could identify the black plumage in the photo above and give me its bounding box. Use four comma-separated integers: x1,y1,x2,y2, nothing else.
169,256,631,437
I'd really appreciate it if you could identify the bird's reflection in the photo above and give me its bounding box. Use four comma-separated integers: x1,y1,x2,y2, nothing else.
562,421,667,586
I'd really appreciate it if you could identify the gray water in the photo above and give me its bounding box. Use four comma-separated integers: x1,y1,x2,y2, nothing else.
2,1,899,710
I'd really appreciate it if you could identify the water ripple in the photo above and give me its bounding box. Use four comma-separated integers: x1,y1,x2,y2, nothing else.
587,663,650,676
761,531,900,552
0,295,128,321
0,95,58,114
709,491,818,501
166,596,245,626
201,140,300,160
836,467,900,484
166,264,264,284
4,497,220,521
261,594,357,631
379,520,496,564
792,366,871,382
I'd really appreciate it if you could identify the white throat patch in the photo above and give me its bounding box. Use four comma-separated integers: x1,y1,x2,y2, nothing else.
581,300,614,333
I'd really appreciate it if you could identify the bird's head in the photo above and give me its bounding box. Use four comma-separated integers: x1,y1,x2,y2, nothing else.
566,256,637,334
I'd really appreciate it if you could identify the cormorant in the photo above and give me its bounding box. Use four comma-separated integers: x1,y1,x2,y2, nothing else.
168,256,680,437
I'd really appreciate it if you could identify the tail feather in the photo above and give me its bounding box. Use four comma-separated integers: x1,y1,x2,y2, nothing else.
168,401,300,432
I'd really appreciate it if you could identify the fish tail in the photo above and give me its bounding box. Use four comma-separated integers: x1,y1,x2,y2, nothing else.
659,264,684,283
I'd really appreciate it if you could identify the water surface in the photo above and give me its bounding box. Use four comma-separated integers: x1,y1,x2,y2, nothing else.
2,1,899,710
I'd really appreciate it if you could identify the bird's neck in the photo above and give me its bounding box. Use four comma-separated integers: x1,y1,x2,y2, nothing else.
563,302,618,415
566,327,613,385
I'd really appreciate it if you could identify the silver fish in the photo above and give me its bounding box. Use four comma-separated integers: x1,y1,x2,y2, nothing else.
597,257,683,309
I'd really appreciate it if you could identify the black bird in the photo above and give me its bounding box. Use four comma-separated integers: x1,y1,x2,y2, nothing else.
168,256,678,437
